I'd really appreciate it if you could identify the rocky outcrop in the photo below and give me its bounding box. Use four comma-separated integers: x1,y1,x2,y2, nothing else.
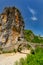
0,7,25,52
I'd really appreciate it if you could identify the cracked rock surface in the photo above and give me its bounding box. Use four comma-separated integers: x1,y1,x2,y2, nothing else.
0,7,25,52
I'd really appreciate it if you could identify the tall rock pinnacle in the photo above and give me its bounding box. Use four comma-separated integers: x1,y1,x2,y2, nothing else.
0,7,25,49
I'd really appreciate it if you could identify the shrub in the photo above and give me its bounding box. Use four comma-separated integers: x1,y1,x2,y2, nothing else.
15,48,43,65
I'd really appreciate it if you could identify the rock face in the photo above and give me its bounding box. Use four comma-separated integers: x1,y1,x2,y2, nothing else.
0,7,25,52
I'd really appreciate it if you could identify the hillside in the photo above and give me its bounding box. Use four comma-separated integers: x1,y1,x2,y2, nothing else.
24,30,43,43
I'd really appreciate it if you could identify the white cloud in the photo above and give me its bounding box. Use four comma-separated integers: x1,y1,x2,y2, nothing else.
28,7,36,15
27,7,38,21
31,16,37,21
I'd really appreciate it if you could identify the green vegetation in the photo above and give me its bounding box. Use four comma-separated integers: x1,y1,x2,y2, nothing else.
15,47,43,65
24,30,43,43
0,48,17,54
14,30,43,65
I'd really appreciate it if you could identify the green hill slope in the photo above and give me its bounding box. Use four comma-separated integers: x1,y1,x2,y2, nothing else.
24,30,43,43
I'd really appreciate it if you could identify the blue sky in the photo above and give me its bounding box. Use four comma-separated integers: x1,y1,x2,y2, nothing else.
0,0,43,36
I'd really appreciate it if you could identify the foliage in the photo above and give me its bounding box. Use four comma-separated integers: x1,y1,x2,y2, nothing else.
14,30,43,65
24,30,34,42
15,48,43,65
1,48,17,53
24,30,43,43
32,36,40,43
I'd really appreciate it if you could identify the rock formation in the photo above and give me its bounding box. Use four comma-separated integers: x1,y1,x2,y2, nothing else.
0,7,25,52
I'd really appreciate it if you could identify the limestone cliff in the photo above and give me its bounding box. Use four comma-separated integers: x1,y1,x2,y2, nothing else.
0,7,25,52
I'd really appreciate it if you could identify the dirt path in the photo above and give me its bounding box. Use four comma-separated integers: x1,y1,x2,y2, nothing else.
0,50,30,65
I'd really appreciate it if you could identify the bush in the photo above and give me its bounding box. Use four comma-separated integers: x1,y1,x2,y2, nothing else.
15,48,43,65
15,61,19,65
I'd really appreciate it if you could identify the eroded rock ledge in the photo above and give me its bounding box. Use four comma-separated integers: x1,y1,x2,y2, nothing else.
0,7,25,52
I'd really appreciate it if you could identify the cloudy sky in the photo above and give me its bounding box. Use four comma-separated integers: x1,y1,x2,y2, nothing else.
0,0,43,36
